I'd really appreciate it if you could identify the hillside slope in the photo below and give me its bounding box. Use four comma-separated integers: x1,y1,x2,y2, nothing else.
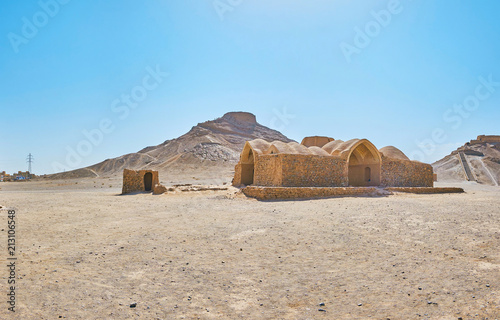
432,136,500,186
48,112,293,179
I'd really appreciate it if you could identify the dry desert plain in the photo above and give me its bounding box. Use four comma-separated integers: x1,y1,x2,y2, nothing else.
0,176,499,319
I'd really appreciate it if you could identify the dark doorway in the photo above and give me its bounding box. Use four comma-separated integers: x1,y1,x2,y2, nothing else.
241,164,254,185
241,149,255,185
364,167,371,183
144,172,153,191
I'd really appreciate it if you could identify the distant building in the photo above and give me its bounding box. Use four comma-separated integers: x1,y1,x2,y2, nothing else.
14,171,31,179
469,135,500,144
122,169,159,194
0,171,35,181
1,171,11,181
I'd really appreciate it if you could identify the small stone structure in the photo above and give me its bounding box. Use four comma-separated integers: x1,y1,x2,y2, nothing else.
153,183,168,195
233,136,434,188
122,169,159,194
468,135,500,144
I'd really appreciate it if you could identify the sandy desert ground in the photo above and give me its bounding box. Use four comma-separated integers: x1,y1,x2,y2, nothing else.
0,177,499,319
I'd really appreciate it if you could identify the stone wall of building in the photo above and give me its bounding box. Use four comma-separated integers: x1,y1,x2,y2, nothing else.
232,163,243,186
122,169,159,194
381,157,433,187
254,154,282,186
280,154,348,187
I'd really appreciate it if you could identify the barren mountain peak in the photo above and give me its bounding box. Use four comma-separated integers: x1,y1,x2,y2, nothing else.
48,111,293,179
433,135,500,186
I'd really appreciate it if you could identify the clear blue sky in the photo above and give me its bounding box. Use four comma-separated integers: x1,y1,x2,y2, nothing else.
1,0,499,174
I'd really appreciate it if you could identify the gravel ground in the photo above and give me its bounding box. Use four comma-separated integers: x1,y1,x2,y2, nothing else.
0,179,498,319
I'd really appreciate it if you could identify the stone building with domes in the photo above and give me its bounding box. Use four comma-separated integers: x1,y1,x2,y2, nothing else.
233,136,433,188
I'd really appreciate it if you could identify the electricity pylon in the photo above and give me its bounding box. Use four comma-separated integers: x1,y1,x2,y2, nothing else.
26,153,34,178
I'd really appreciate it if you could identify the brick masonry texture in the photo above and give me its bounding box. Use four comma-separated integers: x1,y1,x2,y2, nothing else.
380,156,434,187
279,154,347,187
233,163,242,186
254,154,282,186
122,169,159,194
249,154,348,187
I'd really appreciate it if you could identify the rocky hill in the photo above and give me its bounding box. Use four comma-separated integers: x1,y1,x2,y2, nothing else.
432,135,500,186
48,112,293,179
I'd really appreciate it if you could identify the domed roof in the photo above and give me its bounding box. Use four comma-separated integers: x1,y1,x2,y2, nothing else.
246,139,271,155
243,139,333,156
322,140,345,154
243,138,383,160
307,146,331,156
379,146,410,161
323,139,376,159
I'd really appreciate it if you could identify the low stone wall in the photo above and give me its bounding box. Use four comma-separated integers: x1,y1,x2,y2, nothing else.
242,186,464,200
385,187,464,194
381,157,433,187
232,163,242,186
122,169,159,194
242,186,380,200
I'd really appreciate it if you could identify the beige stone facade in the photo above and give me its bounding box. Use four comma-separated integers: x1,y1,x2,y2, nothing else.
233,136,434,188
122,169,159,194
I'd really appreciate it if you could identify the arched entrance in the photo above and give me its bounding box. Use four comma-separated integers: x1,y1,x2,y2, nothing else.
236,142,255,186
347,141,381,186
144,172,153,191
241,148,254,185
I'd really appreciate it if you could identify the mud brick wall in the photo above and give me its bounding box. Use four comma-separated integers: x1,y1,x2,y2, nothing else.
280,154,348,187
122,169,159,194
232,163,242,186
254,154,282,186
381,157,433,187
242,186,379,200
